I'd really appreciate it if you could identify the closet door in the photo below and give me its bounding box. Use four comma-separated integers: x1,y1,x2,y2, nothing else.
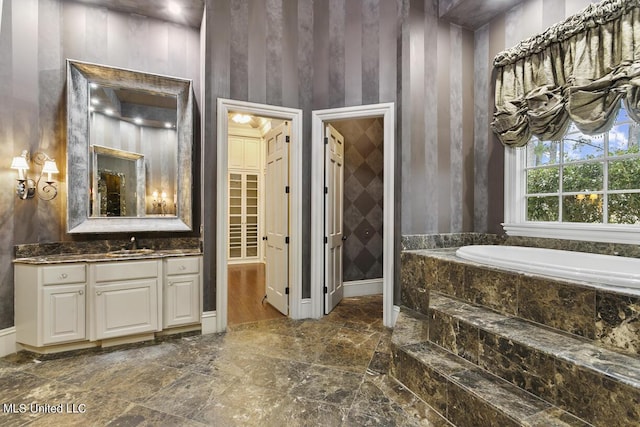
228,172,260,262
245,174,259,258
229,173,243,259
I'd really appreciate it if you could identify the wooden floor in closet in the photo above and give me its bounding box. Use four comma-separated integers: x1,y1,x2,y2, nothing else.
227,263,284,326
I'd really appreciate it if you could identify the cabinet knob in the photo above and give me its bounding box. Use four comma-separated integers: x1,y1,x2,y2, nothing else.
78,290,84,295
59,273,68,279
168,282,174,286
179,265,186,271
96,291,102,296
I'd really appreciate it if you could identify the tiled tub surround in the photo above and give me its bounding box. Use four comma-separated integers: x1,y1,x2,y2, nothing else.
401,249,640,355
403,232,640,259
394,248,640,426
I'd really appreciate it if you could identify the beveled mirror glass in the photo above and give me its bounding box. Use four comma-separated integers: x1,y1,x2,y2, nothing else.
66,60,193,233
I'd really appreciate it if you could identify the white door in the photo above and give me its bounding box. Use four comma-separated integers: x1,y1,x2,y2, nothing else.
324,124,345,314
264,122,290,315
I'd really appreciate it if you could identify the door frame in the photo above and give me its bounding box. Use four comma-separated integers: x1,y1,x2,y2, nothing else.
216,98,303,332
311,103,396,327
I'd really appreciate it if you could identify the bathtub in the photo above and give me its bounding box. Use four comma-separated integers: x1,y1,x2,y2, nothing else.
455,245,640,292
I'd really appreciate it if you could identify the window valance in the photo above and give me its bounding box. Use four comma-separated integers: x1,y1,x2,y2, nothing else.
492,0,640,147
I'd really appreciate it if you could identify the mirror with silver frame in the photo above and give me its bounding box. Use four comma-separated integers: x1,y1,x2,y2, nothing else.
66,60,193,233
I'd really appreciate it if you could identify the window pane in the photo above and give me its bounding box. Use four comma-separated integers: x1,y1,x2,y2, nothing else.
562,162,603,192
609,122,640,156
527,196,559,221
609,193,640,224
526,167,559,194
609,158,640,190
526,138,560,167
563,195,603,223
563,134,604,162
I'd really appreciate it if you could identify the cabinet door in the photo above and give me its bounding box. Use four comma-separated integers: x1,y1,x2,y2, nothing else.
42,284,86,345
228,172,260,261
164,274,200,328
94,279,158,340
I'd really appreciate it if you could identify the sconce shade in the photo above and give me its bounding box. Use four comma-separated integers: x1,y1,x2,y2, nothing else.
11,156,29,171
42,160,59,175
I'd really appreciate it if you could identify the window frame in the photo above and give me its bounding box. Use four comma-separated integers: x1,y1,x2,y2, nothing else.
503,115,640,245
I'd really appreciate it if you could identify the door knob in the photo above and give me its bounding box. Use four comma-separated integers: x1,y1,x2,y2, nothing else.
262,236,268,241
342,236,347,241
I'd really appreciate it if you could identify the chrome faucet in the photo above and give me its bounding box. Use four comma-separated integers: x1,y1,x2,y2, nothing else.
129,236,137,250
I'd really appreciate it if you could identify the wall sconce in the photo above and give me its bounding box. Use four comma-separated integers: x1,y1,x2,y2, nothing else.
152,190,167,215
10,151,59,200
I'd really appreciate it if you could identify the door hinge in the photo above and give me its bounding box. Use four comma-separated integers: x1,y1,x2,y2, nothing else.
285,186,290,194
323,286,328,294
285,287,290,295
324,186,328,194
285,236,289,244
285,135,290,143
324,236,328,244
324,137,328,145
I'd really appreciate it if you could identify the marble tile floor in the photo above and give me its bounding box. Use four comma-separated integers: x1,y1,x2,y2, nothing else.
0,295,451,427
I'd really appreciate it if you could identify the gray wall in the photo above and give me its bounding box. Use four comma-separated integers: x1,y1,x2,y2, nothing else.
472,0,601,234
1,0,597,329
202,0,483,305
0,0,200,329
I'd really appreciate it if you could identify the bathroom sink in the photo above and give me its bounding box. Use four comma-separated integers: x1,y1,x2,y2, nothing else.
105,248,155,257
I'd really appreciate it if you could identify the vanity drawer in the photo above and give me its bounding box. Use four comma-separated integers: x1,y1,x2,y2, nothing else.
165,257,200,276
93,260,159,282
41,264,86,285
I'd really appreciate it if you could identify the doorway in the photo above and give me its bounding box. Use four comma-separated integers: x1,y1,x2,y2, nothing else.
311,103,396,327
216,99,303,332
225,114,289,325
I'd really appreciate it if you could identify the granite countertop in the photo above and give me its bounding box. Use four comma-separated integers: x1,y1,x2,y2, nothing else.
14,248,202,264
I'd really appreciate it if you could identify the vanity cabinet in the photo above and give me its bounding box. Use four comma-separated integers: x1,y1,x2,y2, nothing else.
90,260,160,341
15,264,87,347
163,256,202,328
14,254,203,353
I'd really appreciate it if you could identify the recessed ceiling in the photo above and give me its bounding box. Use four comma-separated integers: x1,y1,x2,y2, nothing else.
439,0,524,30
70,0,205,29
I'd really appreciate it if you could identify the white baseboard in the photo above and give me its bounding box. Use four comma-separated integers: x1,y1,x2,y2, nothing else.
201,311,218,334
393,305,400,326
294,298,313,319
344,278,383,297
0,327,17,358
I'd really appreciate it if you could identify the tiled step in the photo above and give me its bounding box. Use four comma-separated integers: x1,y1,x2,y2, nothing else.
391,308,589,427
428,293,640,427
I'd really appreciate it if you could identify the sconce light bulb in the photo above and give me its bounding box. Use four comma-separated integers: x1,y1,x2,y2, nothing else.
153,190,159,199
165,122,172,128
91,98,100,105
134,117,142,125
105,108,114,116
161,192,167,199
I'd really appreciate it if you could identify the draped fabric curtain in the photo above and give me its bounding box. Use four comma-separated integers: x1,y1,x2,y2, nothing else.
492,0,640,147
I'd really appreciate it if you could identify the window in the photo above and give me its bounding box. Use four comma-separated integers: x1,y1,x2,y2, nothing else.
504,103,640,243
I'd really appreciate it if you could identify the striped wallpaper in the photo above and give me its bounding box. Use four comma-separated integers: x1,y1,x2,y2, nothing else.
0,0,604,327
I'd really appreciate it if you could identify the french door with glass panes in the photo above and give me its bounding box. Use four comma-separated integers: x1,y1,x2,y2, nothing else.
228,172,260,262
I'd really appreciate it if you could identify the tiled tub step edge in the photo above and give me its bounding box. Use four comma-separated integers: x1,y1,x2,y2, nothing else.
428,293,640,426
391,309,589,426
